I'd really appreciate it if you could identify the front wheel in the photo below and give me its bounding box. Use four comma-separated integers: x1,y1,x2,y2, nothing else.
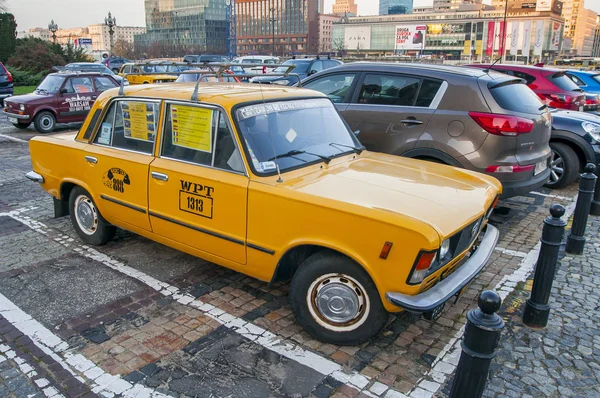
33,111,56,133
69,187,116,245
544,142,579,189
289,252,388,345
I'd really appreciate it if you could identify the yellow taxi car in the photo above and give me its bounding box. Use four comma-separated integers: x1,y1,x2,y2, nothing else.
26,82,501,345
118,63,178,85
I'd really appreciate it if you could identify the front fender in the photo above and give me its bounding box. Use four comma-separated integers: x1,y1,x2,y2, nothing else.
551,129,595,164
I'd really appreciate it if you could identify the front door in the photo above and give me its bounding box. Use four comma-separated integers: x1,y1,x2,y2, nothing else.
301,71,359,114
148,102,248,264
57,76,97,123
84,98,161,231
342,73,436,154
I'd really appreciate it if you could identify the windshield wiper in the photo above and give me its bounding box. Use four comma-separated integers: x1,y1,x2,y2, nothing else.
35,88,49,94
268,149,332,164
329,142,365,155
538,104,548,111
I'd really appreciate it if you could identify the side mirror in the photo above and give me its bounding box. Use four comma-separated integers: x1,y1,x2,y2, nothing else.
353,130,360,137
309,70,318,76
60,88,68,95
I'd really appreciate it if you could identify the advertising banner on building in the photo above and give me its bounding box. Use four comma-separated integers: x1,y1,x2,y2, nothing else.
550,22,561,50
486,21,495,56
536,0,552,11
498,22,506,55
344,26,371,51
394,24,427,50
533,20,544,56
522,20,532,55
510,21,520,55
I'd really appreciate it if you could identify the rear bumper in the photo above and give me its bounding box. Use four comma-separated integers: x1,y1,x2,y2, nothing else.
386,224,499,312
499,167,550,198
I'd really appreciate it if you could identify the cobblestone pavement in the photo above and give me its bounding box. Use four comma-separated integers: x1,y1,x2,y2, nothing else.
0,116,596,398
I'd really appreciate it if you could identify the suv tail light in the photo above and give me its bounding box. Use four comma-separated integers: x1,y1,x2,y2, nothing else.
485,165,535,173
6,71,12,83
408,251,436,285
469,112,534,136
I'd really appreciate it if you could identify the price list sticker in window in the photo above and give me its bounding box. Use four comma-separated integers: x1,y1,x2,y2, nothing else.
171,106,214,153
122,101,157,142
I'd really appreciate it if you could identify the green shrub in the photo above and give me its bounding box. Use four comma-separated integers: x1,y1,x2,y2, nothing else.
5,66,46,86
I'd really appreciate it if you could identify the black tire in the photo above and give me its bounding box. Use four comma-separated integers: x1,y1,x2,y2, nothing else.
13,123,31,129
112,68,120,73
68,187,116,245
33,111,56,133
545,142,579,189
289,251,388,345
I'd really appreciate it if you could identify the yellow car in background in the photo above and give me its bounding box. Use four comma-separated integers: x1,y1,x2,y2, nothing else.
26,82,501,345
118,62,179,85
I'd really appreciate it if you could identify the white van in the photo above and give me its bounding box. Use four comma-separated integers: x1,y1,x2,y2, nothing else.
234,56,280,74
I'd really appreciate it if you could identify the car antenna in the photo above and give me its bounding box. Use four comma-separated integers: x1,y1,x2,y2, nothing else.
257,79,283,183
484,56,502,73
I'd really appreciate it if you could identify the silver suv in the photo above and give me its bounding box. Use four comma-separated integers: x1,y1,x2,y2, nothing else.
301,63,552,198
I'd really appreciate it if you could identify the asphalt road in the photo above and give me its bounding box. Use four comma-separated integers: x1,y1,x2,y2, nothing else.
0,109,581,398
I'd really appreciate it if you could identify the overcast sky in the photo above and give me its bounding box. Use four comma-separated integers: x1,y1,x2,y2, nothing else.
7,0,600,31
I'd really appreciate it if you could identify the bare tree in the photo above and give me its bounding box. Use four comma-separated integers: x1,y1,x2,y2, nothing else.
332,38,346,56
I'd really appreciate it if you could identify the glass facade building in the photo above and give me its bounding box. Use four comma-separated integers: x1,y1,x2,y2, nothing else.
134,0,227,54
236,0,319,56
379,0,414,15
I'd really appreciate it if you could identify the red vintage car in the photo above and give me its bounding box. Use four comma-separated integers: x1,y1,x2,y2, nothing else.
3,71,119,133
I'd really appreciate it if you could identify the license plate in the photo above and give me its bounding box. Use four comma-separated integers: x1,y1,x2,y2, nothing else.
7,116,17,124
534,160,547,175
579,106,584,112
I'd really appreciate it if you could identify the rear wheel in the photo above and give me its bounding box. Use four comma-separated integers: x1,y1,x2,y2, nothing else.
13,123,31,129
69,187,116,245
289,251,388,345
544,142,579,189
112,68,120,73
33,111,56,133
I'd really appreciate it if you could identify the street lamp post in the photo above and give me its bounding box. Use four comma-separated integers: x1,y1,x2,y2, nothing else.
48,20,58,43
270,7,276,56
105,12,117,55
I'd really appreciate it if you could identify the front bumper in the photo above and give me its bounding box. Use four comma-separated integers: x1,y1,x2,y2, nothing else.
4,112,30,120
25,171,44,183
386,224,499,312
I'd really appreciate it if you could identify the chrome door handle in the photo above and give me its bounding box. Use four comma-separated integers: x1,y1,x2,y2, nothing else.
85,156,98,164
151,172,169,181
401,119,423,125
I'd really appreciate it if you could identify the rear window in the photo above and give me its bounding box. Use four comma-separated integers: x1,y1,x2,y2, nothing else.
548,72,581,91
0,63,7,75
592,74,600,84
490,81,544,114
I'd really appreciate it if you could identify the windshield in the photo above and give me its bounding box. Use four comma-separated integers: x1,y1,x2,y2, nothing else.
37,75,66,94
142,65,181,73
199,55,226,62
242,59,261,64
549,72,582,91
274,60,311,74
236,98,358,174
592,74,600,84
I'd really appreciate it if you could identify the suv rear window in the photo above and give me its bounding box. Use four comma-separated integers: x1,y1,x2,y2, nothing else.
490,81,544,114
548,72,581,91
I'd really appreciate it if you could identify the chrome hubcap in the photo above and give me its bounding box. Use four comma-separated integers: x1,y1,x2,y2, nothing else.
549,150,564,183
74,195,98,235
41,116,52,128
307,274,369,331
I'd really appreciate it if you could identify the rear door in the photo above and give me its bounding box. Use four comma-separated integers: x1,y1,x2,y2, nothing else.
343,73,436,153
487,80,551,169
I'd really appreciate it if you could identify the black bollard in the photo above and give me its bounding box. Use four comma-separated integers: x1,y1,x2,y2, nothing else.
523,204,566,328
590,164,600,216
566,163,597,254
449,291,504,398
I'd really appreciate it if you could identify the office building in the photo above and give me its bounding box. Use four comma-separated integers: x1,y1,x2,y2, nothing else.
236,0,319,56
88,25,146,52
573,8,598,56
319,14,342,53
593,15,600,57
17,28,50,41
433,0,481,12
134,0,227,54
332,0,358,16
379,0,413,15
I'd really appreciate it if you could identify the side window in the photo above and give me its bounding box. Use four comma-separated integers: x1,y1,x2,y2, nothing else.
303,73,356,103
94,77,118,93
568,74,585,86
161,104,244,173
62,79,75,94
71,77,94,93
311,61,325,73
415,79,443,107
122,65,131,74
358,74,420,106
513,71,536,85
93,100,157,154
325,60,340,69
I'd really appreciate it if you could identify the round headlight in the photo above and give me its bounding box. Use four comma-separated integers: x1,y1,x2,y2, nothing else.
20,104,25,111
583,121,600,141
440,239,450,259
